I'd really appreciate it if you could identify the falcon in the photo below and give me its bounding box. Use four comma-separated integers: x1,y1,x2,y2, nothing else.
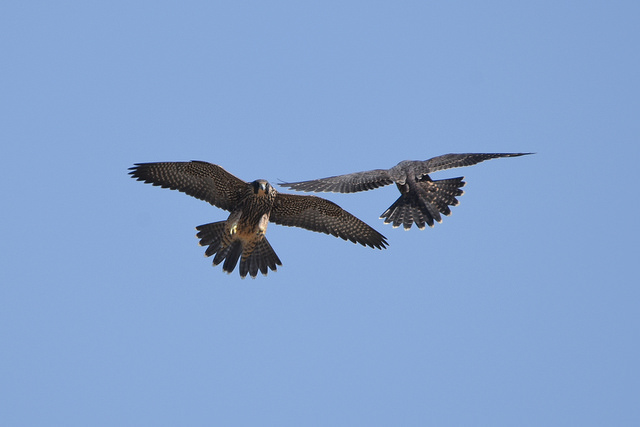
279,153,532,230
129,161,387,278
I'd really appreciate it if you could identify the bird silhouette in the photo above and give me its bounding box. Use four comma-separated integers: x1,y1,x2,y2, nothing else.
130,161,387,278
279,153,532,230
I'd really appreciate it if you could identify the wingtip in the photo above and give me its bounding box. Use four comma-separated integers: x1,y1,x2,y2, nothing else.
276,179,294,187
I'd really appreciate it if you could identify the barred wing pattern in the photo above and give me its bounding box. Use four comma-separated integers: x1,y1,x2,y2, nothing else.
129,161,247,212
279,169,393,193
404,153,533,179
270,194,388,249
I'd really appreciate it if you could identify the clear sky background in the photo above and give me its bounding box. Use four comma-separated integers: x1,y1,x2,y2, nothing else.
2,1,638,426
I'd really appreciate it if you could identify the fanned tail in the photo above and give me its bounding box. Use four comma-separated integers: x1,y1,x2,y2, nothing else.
196,222,281,278
381,177,466,230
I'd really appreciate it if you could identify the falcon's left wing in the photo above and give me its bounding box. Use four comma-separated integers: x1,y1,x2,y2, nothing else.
406,153,533,178
270,194,388,249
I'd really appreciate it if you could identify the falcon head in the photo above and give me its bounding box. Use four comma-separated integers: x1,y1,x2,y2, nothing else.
251,179,272,196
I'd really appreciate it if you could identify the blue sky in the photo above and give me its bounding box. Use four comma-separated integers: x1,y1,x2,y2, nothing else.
1,1,638,425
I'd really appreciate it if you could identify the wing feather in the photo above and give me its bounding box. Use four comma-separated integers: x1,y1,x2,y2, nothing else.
279,169,393,193
401,153,533,178
270,194,387,249
129,161,246,211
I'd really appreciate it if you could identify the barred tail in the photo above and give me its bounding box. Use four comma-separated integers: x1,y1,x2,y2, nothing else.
240,237,282,278
196,222,281,278
381,177,466,230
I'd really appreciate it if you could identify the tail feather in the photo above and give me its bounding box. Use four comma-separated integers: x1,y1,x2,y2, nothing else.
195,221,281,278
196,222,225,257
221,240,243,274
241,238,282,278
381,177,466,230
419,176,465,215
381,194,432,230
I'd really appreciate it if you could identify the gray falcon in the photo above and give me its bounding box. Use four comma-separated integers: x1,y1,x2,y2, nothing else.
129,161,387,278
279,153,532,230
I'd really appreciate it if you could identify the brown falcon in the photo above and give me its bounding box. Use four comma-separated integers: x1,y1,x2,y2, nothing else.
129,161,387,278
279,153,532,230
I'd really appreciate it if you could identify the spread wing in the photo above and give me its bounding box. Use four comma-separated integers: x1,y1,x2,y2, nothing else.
278,169,394,193
270,193,388,249
129,161,247,211
405,153,533,178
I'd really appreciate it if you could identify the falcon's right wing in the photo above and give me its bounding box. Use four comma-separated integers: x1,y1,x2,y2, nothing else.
129,161,247,212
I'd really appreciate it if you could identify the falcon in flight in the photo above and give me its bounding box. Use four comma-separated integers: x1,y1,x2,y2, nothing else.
129,161,387,278
279,153,532,230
